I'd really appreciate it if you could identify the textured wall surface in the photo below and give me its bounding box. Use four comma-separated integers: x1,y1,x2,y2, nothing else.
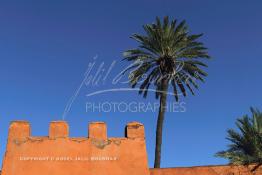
1,121,261,175
1,121,150,175
150,165,262,175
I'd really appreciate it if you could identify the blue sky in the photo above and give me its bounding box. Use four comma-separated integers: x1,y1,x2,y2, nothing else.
0,0,262,168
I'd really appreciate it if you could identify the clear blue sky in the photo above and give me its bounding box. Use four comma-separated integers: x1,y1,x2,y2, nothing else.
0,0,262,168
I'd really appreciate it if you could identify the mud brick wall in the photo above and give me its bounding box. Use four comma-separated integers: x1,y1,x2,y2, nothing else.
150,165,262,175
1,121,150,175
1,121,261,175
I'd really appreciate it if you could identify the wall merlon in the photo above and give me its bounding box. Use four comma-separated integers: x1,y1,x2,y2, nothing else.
8,121,31,139
126,122,145,139
49,121,69,139
88,122,107,140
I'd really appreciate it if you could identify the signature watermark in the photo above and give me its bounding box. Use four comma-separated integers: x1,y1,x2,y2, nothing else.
62,56,196,119
19,156,118,162
86,101,186,113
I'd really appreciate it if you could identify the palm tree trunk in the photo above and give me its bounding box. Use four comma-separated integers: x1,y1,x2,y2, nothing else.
154,80,168,168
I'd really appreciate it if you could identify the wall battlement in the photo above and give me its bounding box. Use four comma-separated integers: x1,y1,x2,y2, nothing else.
7,120,145,140
1,121,150,175
2,121,261,175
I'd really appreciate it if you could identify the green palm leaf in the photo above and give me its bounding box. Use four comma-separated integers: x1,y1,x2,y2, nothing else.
123,16,210,100
216,108,262,168
123,16,210,168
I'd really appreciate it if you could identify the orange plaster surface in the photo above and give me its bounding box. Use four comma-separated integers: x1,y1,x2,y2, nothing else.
1,121,261,175
1,121,150,175
150,165,262,175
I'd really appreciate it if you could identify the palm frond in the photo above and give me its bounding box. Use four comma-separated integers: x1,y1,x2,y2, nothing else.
216,108,262,165
123,16,210,100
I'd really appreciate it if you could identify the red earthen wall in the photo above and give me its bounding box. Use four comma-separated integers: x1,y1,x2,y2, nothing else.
1,121,150,175
150,165,262,175
1,121,261,175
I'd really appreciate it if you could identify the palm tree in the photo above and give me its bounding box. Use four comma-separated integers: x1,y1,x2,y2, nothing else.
123,16,210,168
216,108,262,171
